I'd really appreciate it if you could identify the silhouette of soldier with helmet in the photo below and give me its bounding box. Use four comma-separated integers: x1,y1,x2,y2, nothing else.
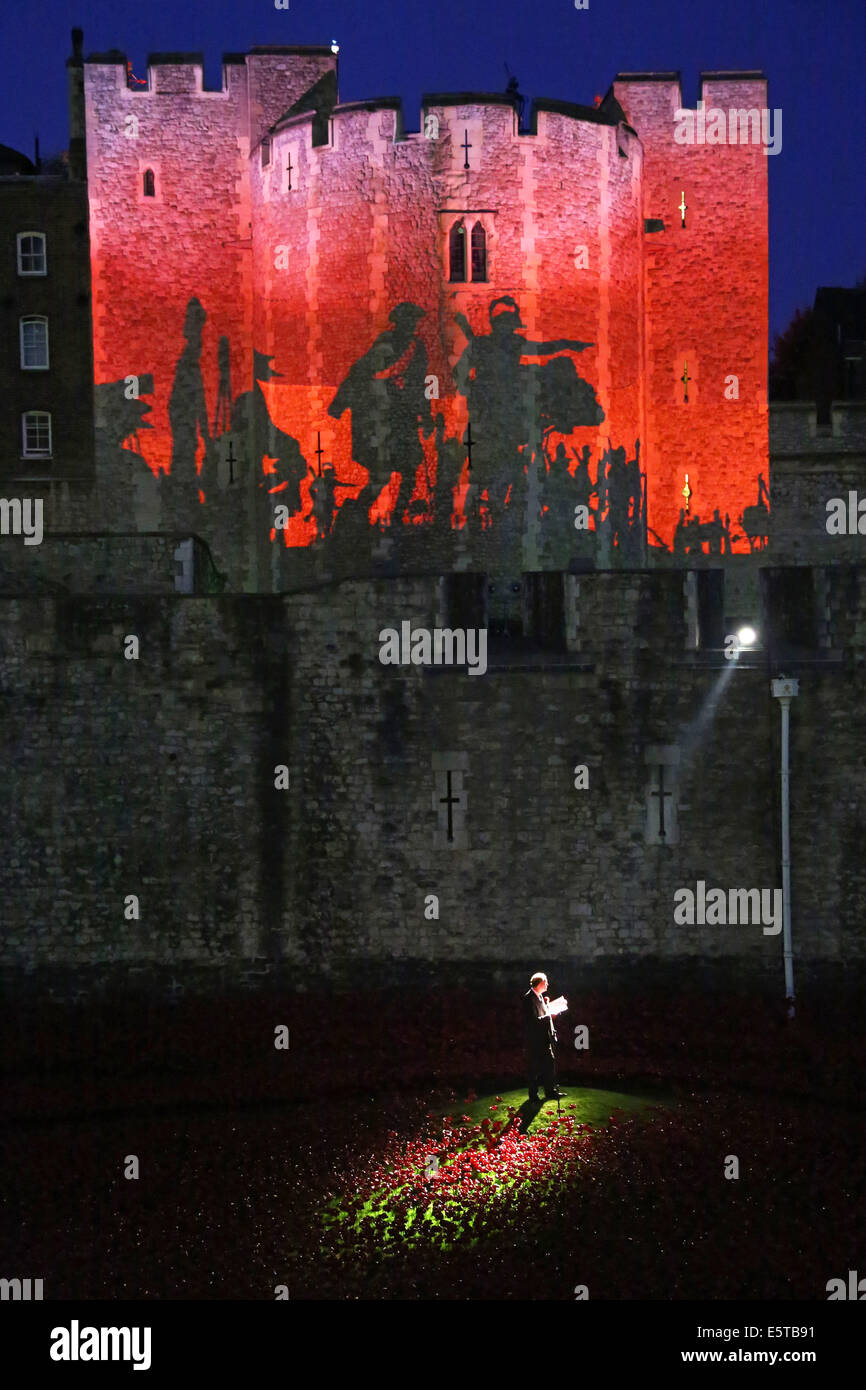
231,350,308,517
308,461,354,542
453,297,597,523
328,302,433,524
168,297,214,507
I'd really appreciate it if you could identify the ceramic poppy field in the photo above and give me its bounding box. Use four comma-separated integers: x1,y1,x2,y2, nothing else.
3,991,864,1299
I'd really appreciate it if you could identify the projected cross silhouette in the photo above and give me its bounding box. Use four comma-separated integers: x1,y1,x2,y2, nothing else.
678,190,687,227
650,765,672,841
464,419,477,474
461,129,472,169
681,361,691,403
226,439,236,485
315,431,324,475
439,770,461,842
286,151,294,190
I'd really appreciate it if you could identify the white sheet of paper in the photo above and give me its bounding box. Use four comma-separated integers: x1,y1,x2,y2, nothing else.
547,995,568,1016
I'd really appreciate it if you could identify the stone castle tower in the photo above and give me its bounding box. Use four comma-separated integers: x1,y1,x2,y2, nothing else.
76,48,768,591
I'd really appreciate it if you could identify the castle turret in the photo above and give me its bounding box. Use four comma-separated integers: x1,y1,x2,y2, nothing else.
613,72,769,550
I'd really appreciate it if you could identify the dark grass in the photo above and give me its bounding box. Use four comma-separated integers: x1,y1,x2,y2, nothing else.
1,991,864,1299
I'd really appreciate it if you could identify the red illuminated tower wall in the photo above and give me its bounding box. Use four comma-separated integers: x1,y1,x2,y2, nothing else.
249,93,646,563
83,47,336,583
613,72,769,547
82,52,768,587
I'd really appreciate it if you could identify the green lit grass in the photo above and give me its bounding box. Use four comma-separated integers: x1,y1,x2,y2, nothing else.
320,1086,670,1255
437,1086,659,1134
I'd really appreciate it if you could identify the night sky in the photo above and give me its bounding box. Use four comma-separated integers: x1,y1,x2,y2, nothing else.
1,0,864,343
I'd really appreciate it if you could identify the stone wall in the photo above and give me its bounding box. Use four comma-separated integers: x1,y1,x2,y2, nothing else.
0,532,224,595
0,595,287,990
2,568,863,999
769,402,866,563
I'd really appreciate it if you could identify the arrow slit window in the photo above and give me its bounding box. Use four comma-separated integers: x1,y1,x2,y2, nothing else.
644,747,680,846
431,753,469,850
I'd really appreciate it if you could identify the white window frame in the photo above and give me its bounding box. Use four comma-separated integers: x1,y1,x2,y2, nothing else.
20,315,50,370
16,231,47,276
22,411,52,459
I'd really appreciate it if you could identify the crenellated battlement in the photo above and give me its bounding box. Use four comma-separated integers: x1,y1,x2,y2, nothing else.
270,92,640,154
85,45,335,94
266,96,629,156
770,401,866,454
767,403,866,564
614,70,767,112
253,75,765,204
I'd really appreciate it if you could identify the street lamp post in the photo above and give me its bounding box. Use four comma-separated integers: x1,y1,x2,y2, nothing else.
771,676,799,1017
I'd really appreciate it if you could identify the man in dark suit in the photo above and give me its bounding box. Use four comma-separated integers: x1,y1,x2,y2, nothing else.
523,971,567,1102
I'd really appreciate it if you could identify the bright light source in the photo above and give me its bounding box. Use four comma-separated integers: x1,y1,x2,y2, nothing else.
737,626,757,648
331,39,340,55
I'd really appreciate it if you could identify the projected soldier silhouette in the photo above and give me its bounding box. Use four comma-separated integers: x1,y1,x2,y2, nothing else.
168,298,214,506
231,350,308,516
453,296,601,525
328,302,433,525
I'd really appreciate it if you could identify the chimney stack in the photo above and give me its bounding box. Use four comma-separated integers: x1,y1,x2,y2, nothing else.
66,27,86,180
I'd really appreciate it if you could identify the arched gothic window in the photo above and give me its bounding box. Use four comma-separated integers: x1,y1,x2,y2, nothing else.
470,221,487,282
449,220,466,282
449,219,487,282
143,168,155,197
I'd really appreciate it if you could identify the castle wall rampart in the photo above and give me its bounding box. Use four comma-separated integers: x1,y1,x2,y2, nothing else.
2,573,864,994
769,403,866,563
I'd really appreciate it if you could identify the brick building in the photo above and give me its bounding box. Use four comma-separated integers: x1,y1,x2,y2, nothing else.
0,74,93,510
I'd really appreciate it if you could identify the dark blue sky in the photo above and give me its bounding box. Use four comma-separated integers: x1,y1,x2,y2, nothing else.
3,0,864,342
